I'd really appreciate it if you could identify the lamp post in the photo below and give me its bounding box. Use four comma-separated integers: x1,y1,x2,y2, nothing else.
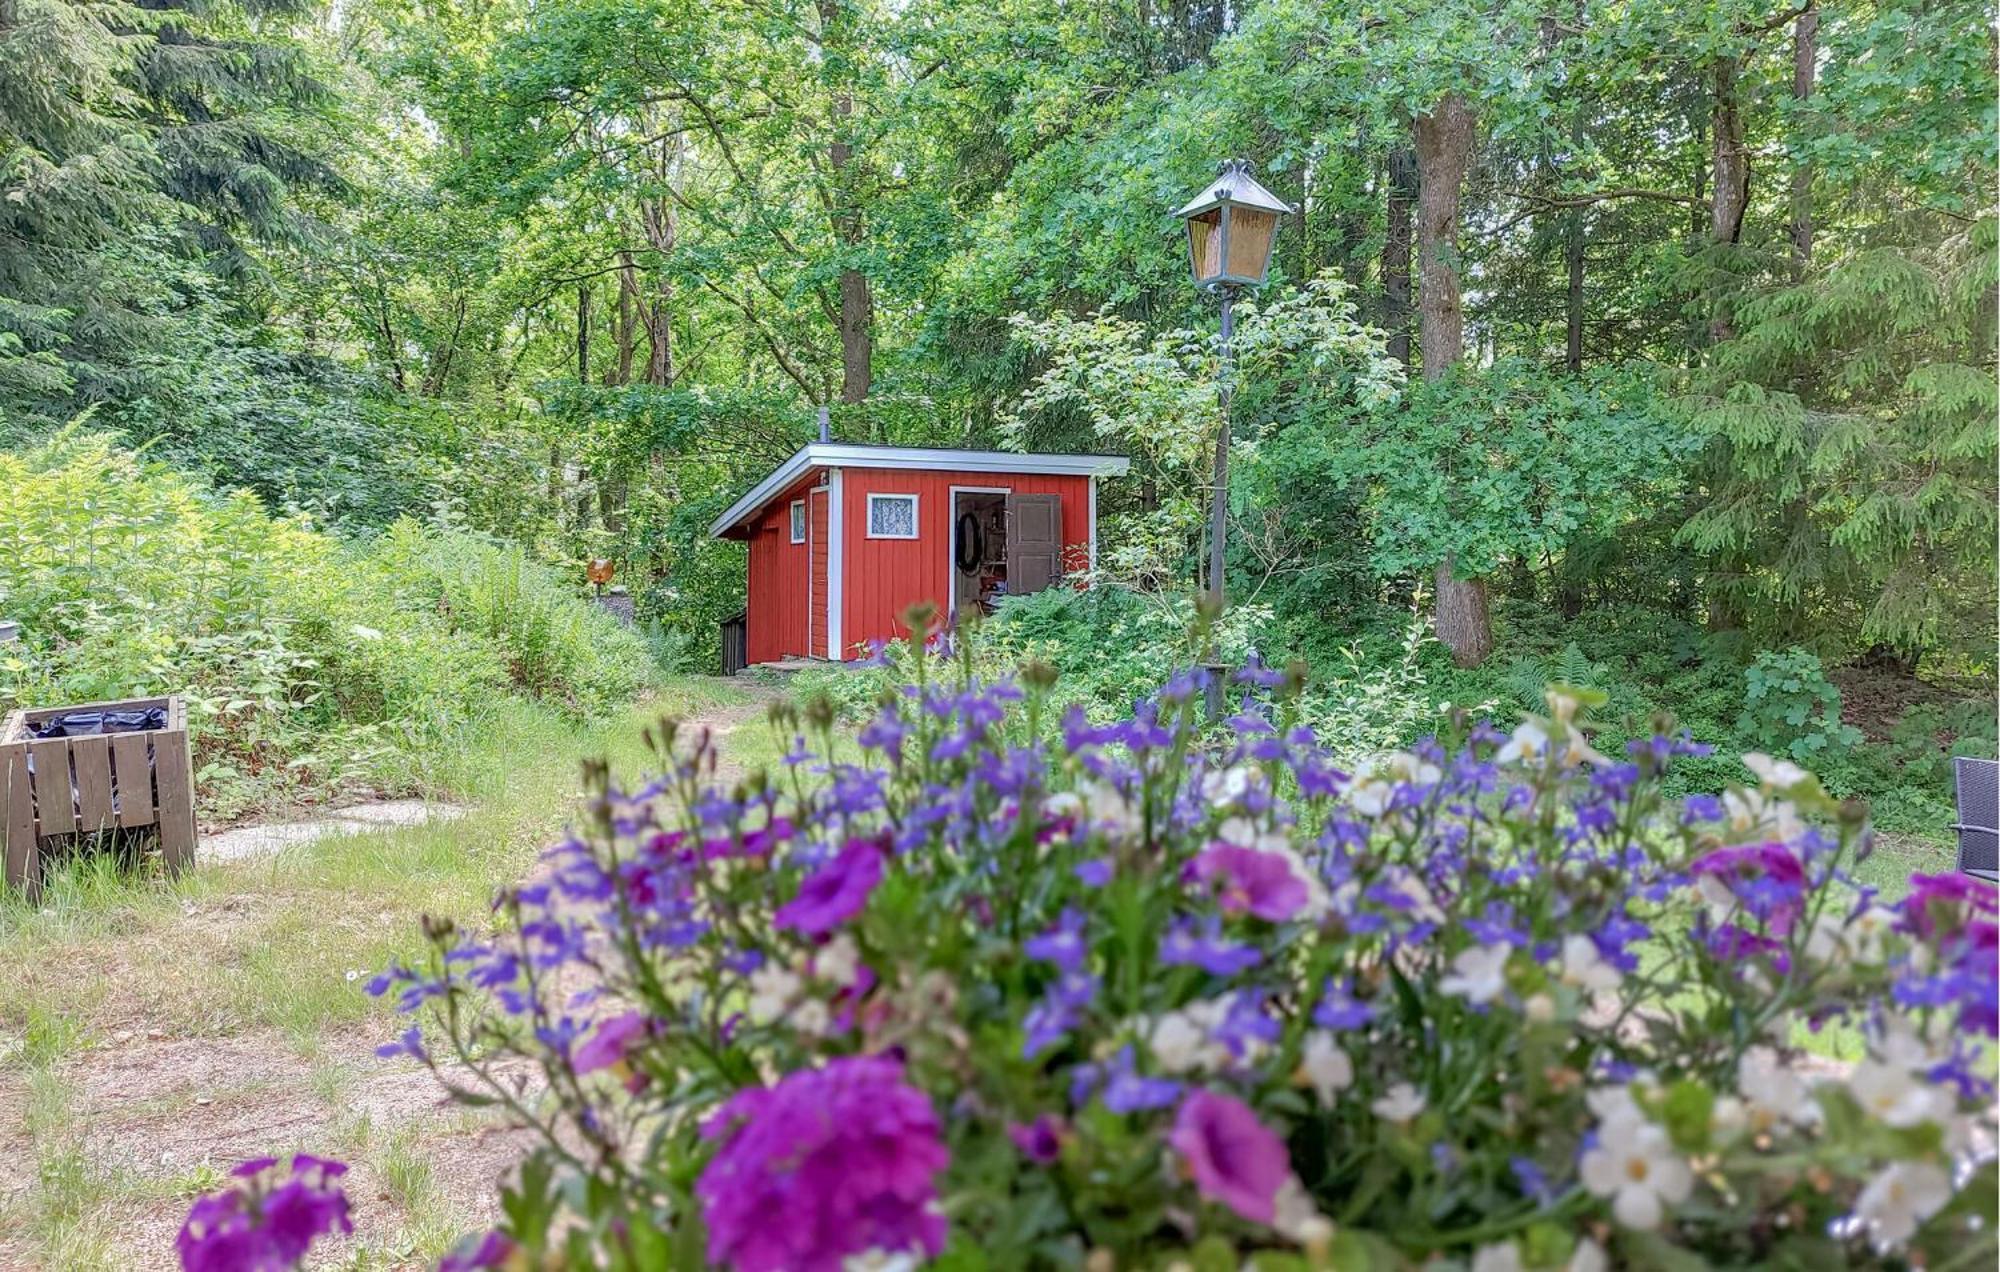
1175,158,1290,714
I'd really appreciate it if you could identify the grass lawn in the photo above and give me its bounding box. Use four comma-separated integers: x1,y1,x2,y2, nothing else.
0,677,778,1270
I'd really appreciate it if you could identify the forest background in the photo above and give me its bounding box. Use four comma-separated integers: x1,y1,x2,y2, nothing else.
1,0,1994,840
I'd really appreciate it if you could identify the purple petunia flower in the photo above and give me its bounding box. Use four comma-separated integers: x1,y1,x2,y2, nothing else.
775,839,884,936
697,1055,949,1272
1099,1045,1182,1113
176,1154,353,1272
439,1230,517,1272
1074,857,1114,887
571,1011,650,1078
1187,843,1310,922
1008,1113,1066,1164
1168,1089,1291,1224
1024,908,1088,973
1160,916,1262,976
1690,841,1807,934
1313,977,1377,1031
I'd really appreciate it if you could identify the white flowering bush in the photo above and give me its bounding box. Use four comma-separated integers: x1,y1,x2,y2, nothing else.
203,619,1996,1270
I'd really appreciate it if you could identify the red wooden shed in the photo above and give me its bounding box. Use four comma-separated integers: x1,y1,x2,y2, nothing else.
710,442,1129,664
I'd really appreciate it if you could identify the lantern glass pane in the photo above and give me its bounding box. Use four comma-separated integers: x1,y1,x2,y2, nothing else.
1225,208,1278,281
1186,210,1223,284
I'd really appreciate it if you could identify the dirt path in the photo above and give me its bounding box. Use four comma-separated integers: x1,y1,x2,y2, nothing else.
0,679,784,1270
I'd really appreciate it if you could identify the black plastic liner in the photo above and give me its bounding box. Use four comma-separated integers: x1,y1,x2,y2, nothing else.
25,708,168,739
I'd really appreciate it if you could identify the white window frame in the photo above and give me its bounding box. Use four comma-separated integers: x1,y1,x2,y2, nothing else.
789,499,806,544
865,492,920,540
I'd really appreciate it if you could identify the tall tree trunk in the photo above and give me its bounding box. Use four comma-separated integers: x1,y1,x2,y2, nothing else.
576,282,592,382
640,198,676,387
1788,4,1818,277
1565,209,1585,372
1709,60,1749,248
820,0,872,404
1708,58,1750,342
613,251,637,386
1414,93,1493,668
1383,145,1418,366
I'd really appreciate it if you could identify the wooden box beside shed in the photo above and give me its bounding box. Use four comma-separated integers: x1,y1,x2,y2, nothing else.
1,694,196,895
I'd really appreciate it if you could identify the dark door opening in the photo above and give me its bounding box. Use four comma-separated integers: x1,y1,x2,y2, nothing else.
952,490,1008,616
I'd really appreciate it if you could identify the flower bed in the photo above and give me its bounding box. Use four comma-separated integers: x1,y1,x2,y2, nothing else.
191,628,1997,1270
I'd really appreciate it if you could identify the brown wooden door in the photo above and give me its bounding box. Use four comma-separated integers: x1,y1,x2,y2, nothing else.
1006,493,1062,596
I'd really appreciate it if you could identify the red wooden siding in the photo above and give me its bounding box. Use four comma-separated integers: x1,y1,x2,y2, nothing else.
809,487,830,658
745,473,821,664
837,468,1092,657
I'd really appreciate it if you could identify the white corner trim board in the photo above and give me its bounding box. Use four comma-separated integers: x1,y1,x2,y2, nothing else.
710,443,1130,537
827,469,845,659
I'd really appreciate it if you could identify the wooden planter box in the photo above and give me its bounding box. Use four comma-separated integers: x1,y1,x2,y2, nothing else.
1,695,196,894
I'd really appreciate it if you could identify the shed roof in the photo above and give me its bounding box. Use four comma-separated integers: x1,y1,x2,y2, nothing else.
708,442,1129,538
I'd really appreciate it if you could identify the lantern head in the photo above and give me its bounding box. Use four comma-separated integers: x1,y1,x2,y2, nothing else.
1175,159,1292,291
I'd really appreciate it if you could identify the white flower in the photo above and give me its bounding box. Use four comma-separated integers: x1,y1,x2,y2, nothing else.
1523,992,1556,1023
843,1250,923,1272
1848,1060,1950,1129
814,934,862,988
1722,787,1804,843
1852,1160,1952,1253
1806,904,1899,964
1271,1175,1332,1247
1299,1032,1353,1106
1385,751,1443,787
1742,751,1809,790
1347,775,1393,818
1201,766,1254,807
1147,999,1233,1074
1470,1241,1525,1272
1440,943,1512,1005
1495,721,1550,767
1737,1046,1817,1132
1567,1238,1609,1272
1585,1083,1647,1126
1559,935,1622,994
1579,1110,1693,1230
1874,1011,1948,1071
746,964,801,1025
1080,779,1140,839
791,1000,831,1035
1371,1082,1426,1123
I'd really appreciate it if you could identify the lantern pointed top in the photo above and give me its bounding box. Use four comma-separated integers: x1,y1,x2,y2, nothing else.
1174,158,1293,220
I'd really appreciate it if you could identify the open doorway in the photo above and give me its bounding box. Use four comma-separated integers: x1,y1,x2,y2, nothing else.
951,489,1009,617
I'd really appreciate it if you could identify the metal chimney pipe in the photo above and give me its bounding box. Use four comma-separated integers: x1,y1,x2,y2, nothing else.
817,406,831,443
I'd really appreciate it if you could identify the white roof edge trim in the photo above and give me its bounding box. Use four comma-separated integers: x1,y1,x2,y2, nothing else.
708,444,1131,538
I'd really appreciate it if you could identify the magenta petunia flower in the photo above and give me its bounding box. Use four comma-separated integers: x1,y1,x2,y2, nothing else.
1903,871,2000,938
1168,1089,1292,1224
571,1011,650,1076
177,1154,353,1272
1188,844,1309,922
697,1055,949,1271
1690,841,1807,933
1008,1113,1066,1165
775,840,885,935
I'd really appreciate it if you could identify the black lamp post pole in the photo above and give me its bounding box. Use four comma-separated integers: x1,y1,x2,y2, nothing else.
1203,284,1237,721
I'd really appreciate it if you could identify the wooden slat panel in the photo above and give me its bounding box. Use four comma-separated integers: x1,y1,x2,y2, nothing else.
3,743,36,892
27,738,75,837
72,736,114,834
112,732,155,828
152,728,195,873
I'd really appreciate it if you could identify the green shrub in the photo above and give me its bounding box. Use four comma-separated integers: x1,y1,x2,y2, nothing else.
0,431,656,819
1737,647,1863,763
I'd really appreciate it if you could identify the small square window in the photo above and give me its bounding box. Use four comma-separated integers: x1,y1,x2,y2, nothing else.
867,493,919,539
789,500,806,544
